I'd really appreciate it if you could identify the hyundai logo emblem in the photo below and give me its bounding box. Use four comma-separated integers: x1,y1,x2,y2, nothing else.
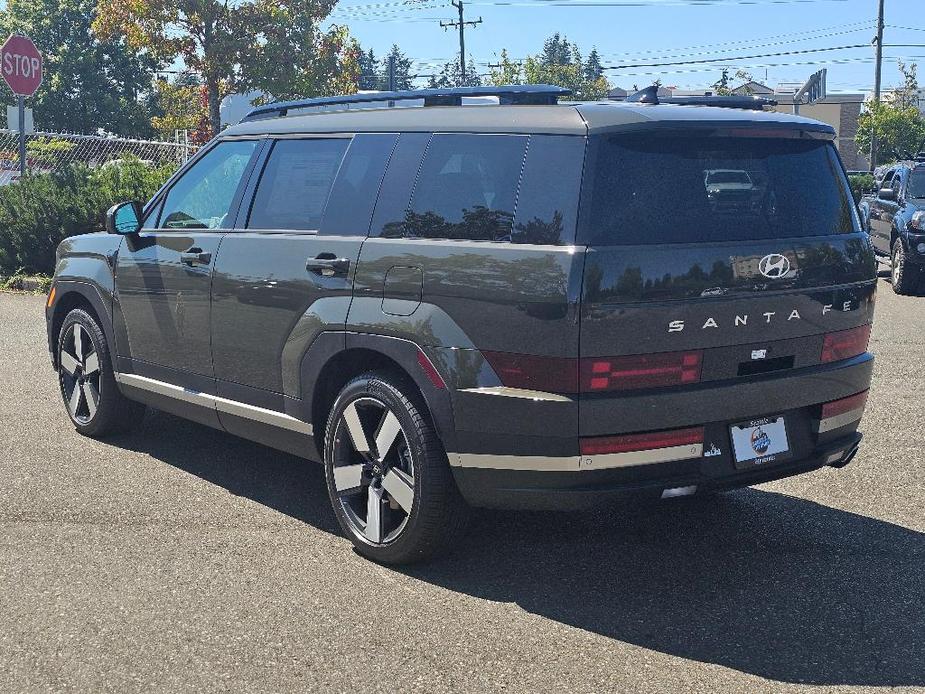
758,253,791,279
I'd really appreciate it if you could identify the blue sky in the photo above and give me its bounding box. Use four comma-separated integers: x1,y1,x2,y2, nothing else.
330,0,925,93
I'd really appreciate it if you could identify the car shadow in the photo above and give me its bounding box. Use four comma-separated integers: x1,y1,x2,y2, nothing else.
111,409,924,688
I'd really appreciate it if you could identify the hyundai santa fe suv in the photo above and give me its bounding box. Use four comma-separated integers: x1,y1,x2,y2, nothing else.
46,85,876,563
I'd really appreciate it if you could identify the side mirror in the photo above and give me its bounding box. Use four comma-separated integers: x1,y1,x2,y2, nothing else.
877,187,898,201
106,201,143,235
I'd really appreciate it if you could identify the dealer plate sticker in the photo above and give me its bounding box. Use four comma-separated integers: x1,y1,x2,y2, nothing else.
730,417,790,466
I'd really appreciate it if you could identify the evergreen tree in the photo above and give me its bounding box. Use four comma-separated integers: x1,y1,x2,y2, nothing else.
358,48,381,90
584,48,604,81
379,45,415,90
427,55,481,89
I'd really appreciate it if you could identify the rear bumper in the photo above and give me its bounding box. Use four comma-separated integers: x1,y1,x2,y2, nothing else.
448,354,873,509
452,431,862,510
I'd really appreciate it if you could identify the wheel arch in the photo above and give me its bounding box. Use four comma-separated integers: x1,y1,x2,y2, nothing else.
47,282,113,369
303,333,457,461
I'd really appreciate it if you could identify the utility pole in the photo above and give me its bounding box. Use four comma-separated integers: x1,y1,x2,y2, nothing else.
440,0,482,84
870,0,885,170
388,54,396,91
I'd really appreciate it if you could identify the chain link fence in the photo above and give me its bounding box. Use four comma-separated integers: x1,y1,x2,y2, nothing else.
0,130,198,185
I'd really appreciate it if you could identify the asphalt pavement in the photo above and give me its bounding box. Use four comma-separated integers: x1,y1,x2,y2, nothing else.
1,277,923,693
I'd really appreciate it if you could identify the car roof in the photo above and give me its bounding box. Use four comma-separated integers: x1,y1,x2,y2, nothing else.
222,101,836,138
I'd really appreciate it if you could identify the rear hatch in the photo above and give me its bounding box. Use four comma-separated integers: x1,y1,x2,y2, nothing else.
576,130,876,451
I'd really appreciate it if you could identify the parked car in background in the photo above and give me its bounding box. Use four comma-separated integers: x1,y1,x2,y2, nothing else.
44,85,876,564
866,161,925,294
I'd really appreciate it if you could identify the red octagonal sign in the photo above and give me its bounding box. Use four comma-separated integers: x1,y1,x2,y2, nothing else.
1,34,42,97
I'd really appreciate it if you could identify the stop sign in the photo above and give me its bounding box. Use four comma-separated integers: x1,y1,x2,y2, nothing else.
1,34,42,97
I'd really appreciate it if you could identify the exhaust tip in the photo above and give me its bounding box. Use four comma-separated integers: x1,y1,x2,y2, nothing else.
661,485,698,499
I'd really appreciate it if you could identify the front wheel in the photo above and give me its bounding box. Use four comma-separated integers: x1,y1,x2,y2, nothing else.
57,308,146,437
323,372,469,564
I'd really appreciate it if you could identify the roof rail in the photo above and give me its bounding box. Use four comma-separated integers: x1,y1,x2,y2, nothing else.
242,84,573,121
625,85,777,111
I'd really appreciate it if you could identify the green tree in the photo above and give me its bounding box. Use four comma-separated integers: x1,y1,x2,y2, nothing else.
359,48,381,90
521,33,610,100
379,44,415,90
584,48,604,82
149,73,208,141
94,0,358,138
427,55,481,89
712,68,732,95
0,0,160,137
857,102,925,163
488,49,523,86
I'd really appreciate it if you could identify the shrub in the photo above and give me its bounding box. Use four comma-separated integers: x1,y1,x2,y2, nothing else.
847,173,875,204
0,157,174,276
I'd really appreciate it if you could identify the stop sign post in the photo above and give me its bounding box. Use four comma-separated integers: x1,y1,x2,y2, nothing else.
1,34,43,177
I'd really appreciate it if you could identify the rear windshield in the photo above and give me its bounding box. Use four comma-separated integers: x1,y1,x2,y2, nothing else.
908,168,925,199
583,135,858,245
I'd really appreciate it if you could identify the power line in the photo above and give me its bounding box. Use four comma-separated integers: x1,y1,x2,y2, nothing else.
603,43,871,70
439,1,483,82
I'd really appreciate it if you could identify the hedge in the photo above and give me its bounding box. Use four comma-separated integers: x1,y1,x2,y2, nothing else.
847,173,875,205
0,158,174,277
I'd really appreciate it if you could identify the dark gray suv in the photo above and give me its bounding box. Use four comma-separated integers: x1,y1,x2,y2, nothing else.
46,85,876,563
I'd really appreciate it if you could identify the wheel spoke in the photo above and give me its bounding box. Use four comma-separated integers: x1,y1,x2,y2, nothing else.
68,382,83,418
365,486,385,543
82,382,99,419
374,410,402,462
382,468,414,513
333,463,365,495
342,402,371,454
60,351,80,376
83,351,100,376
73,324,84,362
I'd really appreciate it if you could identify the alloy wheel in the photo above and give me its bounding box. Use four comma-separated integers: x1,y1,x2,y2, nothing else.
59,323,101,425
330,397,416,545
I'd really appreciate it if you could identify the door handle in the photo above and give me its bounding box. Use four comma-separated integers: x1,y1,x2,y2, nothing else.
307,253,350,277
180,248,212,266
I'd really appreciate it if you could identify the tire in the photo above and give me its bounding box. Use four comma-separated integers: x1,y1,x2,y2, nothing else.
890,238,920,295
56,308,146,437
323,371,469,564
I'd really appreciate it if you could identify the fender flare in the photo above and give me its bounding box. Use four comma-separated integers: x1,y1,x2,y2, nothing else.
47,279,116,367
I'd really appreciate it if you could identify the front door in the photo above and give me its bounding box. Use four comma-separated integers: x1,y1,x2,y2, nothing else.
115,139,261,388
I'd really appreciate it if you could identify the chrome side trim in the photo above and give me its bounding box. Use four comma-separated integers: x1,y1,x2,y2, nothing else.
451,442,703,472
213,394,313,435
814,407,864,434
114,373,312,436
458,386,574,402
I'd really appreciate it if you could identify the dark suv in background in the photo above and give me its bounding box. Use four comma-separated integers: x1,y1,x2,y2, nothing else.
46,85,876,563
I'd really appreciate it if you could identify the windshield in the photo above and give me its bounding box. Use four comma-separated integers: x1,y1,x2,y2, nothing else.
583,135,858,245
908,169,925,199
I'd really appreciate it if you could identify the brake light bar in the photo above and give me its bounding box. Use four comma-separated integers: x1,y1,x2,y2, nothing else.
580,426,704,465
821,325,871,363
580,350,703,392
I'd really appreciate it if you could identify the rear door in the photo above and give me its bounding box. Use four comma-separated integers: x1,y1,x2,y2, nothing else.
210,134,396,423
577,132,876,435
869,168,896,254
116,139,261,394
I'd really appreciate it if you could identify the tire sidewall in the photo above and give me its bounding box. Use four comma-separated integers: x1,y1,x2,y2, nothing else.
323,373,437,562
58,309,117,436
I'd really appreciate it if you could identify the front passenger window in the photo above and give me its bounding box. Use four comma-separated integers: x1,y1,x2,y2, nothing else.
159,140,258,230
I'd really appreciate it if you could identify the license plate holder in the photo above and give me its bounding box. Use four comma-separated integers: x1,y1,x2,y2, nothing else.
730,416,791,469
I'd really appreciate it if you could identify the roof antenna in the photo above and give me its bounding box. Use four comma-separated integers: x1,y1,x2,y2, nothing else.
626,85,659,105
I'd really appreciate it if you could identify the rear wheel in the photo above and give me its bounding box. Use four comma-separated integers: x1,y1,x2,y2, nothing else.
891,238,920,295
324,372,468,564
57,308,146,437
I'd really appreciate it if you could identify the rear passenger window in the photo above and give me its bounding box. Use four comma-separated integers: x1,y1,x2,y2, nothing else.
320,134,397,236
247,138,349,230
512,135,585,245
382,134,527,241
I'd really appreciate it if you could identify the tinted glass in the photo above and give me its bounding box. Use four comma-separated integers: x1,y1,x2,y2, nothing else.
584,136,858,245
381,134,527,241
320,134,397,236
908,168,925,199
512,135,585,245
369,133,431,238
159,140,257,229
248,138,349,230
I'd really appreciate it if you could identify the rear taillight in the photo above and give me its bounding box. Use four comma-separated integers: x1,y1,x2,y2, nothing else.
481,352,579,393
821,325,871,363
580,351,703,392
483,349,704,394
820,390,869,420
580,426,704,457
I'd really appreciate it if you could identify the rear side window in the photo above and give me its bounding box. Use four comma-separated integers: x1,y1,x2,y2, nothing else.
382,134,528,241
908,168,925,199
248,138,349,230
583,135,858,245
512,135,585,245
320,134,397,236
